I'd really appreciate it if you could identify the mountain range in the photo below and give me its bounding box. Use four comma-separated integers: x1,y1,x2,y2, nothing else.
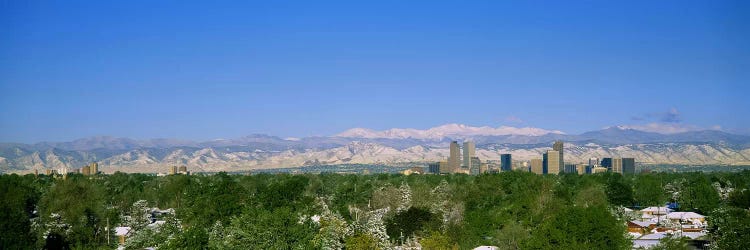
2,124,750,173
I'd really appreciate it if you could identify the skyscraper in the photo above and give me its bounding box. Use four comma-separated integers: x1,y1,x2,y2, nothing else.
622,158,635,174
553,141,564,169
428,162,441,174
500,154,512,172
470,156,481,175
530,159,543,174
449,141,461,173
463,141,475,168
90,162,98,175
612,158,623,174
543,150,561,174
439,161,449,174
601,158,613,171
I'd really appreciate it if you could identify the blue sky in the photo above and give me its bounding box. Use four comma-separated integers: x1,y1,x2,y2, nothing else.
1,0,748,143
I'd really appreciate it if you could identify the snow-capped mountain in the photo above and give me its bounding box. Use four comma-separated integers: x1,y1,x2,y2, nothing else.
1,124,749,173
337,124,565,139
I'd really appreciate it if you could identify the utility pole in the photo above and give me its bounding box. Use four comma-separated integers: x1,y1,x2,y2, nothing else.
106,217,110,245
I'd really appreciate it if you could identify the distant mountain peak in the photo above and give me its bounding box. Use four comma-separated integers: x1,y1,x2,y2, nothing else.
336,124,565,139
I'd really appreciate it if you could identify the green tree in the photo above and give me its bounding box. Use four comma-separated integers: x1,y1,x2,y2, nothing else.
524,205,630,250
38,176,107,247
420,230,456,250
605,174,634,206
0,174,39,249
728,189,750,209
678,177,720,214
385,207,437,240
345,233,380,250
633,174,667,206
709,207,750,250
218,206,315,249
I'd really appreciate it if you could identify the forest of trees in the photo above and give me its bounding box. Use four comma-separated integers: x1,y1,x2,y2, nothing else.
2,170,750,249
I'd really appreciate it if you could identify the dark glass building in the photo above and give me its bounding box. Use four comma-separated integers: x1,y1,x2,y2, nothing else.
500,154,512,172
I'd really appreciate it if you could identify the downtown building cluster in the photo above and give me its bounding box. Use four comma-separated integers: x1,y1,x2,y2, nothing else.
36,162,100,177
428,140,636,175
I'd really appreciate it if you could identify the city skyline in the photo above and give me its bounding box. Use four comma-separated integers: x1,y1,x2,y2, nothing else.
1,1,749,143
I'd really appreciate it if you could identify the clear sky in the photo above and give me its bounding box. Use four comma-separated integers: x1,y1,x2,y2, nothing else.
1,0,749,143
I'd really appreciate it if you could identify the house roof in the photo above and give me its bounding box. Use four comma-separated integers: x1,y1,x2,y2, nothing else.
640,206,672,213
473,247,499,250
629,220,655,228
682,232,707,239
639,232,670,240
666,212,705,220
115,227,131,236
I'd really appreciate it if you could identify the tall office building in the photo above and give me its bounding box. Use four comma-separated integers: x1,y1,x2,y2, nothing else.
81,165,91,175
449,141,461,173
601,158,613,171
612,158,624,174
439,161,450,174
622,158,635,174
463,141,475,168
553,141,564,169
530,159,543,174
428,162,441,174
469,157,481,175
564,164,578,174
500,154,512,172
90,162,98,175
543,150,561,174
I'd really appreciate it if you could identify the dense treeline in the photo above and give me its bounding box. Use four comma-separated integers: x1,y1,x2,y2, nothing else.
1,170,750,249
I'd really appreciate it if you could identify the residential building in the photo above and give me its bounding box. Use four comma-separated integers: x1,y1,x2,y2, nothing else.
500,154,512,172
628,221,656,234
640,206,672,217
115,227,131,245
543,150,561,174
